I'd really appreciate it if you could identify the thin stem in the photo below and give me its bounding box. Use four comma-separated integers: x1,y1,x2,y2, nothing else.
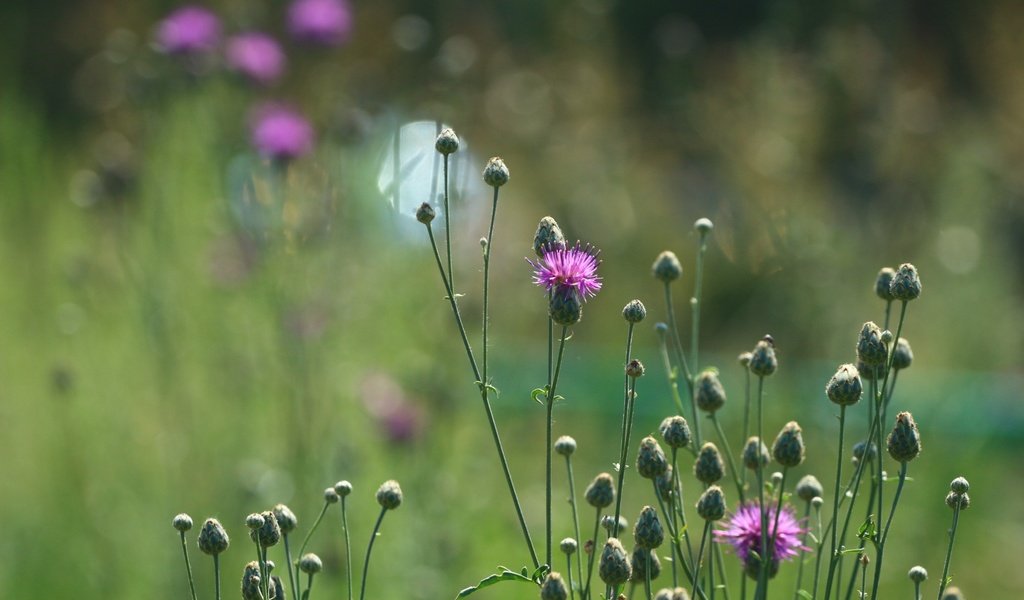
741,367,751,495
859,557,868,600
657,328,688,418
481,186,499,412
915,581,922,600
755,376,768,599
179,531,198,600
670,449,681,586
341,497,353,600
547,326,570,567
936,504,962,600
825,405,847,598
709,536,716,600
296,501,330,590
567,553,576,600
664,283,698,443
653,480,695,584
646,550,654,600
358,508,388,600
566,455,585,592
213,554,222,600
793,502,812,599
714,543,732,600
692,230,709,384
768,468,789,562
692,521,712,600
443,154,453,294
870,462,909,599
283,534,298,600
613,375,639,539
711,413,744,502
425,225,479,377
583,507,602,600
883,299,892,331
306,572,315,600
261,546,271,600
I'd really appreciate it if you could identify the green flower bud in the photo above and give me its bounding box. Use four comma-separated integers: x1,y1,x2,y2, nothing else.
857,322,887,366
889,263,921,300
941,587,965,600
626,359,645,379
738,352,752,367
622,299,647,323
945,491,970,510
826,363,863,406
415,202,435,224
886,411,921,463
585,473,615,509
549,290,582,326
695,368,726,413
601,515,629,536
560,537,578,555
250,511,281,547
749,336,777,376
696,485,726,521
892,338,913,370
173,513,193,532
950,476,969,494
875,267,896,301
655,465,675,500
533,216,566,257
694,442,725,484
434,128,459,155
652,251,683,283
482,156,510,187
334,480,353,498
271,576,285,600
908,565,928,583
298,553,323,574
197,518,230,555
659,415,691,449
852,440,877,463
540,572,568,600
637,436,669,480
324,487,341,504
245,513,265,530
811,496,824,510
241,561,263,600
272,504,297,535
630,546,661,582
795,475,823,502
694,218,713,235
376,479,403,510
599,538,632,586
633,506,664,549
742,437,770,470
772,421,805,468
554,435,577,457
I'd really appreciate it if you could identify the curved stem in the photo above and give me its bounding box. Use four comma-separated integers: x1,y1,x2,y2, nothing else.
566,455,585,592
547,326,569,567
936,504,962,600
711,413,744,502
341,498,353,600
664,283,698,443
358,508,388,600
296,501,330,589
657,328,688,418
283,534,298,600
870,462,908,599
567,553,576,600
179,531,198,600
612,376,639,539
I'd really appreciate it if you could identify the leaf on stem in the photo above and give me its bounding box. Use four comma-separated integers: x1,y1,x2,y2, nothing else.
454,566,541,599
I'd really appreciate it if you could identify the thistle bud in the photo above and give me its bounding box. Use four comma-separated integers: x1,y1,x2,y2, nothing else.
324,487,340,504
856,360,887,382
549,290,583,326
654,322,669,335
376,479,403,510
626,359,645,379
631,546,661,582
696,485,726,521
245,513,265,530
533,216,566,257
415,202,435,225
633,506,664,549
771,471,784,488
695,369,726,413
950,476,969,494
852,440,877,463
826,364,863,406
772,421,805,467
599,538,632,586
197,518,230,555
250,511,281,547
601,515,629,536
652,251,683,283
173,513,193,532
655,465,675,500
875,268,896,301
655,589,674,600
694,218,713,235
811,497,824,510
271,576,285,600
694,442,725,484
908,565,928,583
945,491,970,510
892,338,913,370
298,553,323,574
554,435,577,457
743,552,779,581
941,587,965,600
795,475,823,502
749,336,777,376
540,572,568,600
482,156,510,187
886,411,921,462
622,299,647,323
242,561,263,600
659,415,691,449
585,473,616,508
637,436,669,479
672,588,691,600
889,263,922,300
272,504,297,535
738,352,752,367
560,537,578,555
742,437,770,470
434,128,459,155
881,329,894,345
857,322,887,366
334,480,353,498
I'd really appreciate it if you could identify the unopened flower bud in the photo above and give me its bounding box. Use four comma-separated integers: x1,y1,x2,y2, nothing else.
637,436,669,479
654,322,669,335
245,513,265,530
773,421,805,467
631,546,661,582
376,479,403,510
857,322,887,366
738,352,752,367
827,364,863,406
334,480,353,498
941,587,965,600
742,437,770,470
415,202,435,224
892,338,913,370
889,263,922,300
856,360,887,381
585,473,615,508
533,216,566,257
887,411,921,462
242,561,263,600
272,504,297,535
599,538,632,586
696,485,726,521
852,440,877,463
694,218,713,235
298,553,323,574
811,496,824,510
622,299,647,323
749,336,777,376
271,576,284,600
771,471,784,488
173,513,193,532
626,359,645,379
601,515,629,536
250,511,281,547
197,518,230,555
560,537,578,555
434,128,459,155
549,290,583,326
655,465,674,500
324,487,340,504
554,435,577,457
950,476,969,494
875,268,896,301
540,572,568,600
795,475,824,502
695,369,726,413
659,416,691,449
633,506,664,549
482,156,510,187
694,442,725,484
908,565,928,583
652,251,683,283
945,491,970,510
881,329,894,345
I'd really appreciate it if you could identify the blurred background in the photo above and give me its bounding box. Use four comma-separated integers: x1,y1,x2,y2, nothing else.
1,0,1022,598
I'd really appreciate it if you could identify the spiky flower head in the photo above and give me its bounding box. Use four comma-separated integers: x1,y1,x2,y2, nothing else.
626,359,645,379
696,486,726,521
772,421,805,467
585,473,615,508
622,299,647,323
852,440,877,463
250,511,281,547
554,435,577,457
715,501,806,578
749,336,777,376
533,216,567,257
892,338,914,370
560,537,578,555
950,476,970,494
241,561,263,600
324,487,340,503
908,565,928,583
376,479,403,509
694,442,725,484
602,515,629,536
856,360,887,381
599,538,632,586
415,202,435,225
659,416,691,449
887,411,921,462
795,475,823,502
530,242,602,301
549,291,582,326
299,552,323,574
630,546,661,582
890,263,922,300
483,157,510,187
875,267,896,300
245,513,265,530
652,251,683,283
434,128,459,155
334,480,353,497
742,437,770,470
637,436,669,479
173,513,193,532
272,504,297,535
826,363,863,406
634,506,665,549
197,518,230,555
695,217,714,235
946,491,970,510
857,322,887,366
695,368,727,413
941,587,965,600
540,572,568,600
655,465,675,500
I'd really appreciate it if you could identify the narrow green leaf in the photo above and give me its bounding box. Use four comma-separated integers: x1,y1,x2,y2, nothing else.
454,567,537,599
796,590,813,599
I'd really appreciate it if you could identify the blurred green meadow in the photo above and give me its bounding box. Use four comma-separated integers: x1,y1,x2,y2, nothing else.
2,0,1024,598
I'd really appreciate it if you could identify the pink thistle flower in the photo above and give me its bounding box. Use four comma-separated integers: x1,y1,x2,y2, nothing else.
156,6,222,55
287,0,353,46
528,242,602,301
226,33,286,86
715,501,808,578
250,104,314,161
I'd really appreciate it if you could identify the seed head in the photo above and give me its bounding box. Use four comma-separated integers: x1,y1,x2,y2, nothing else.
637,436,669,479
482,156,510,187
892,338,914,370
324,487,340,504
633,505,664,549
540,572,568,600
626,359,645,379
434,128,459,155
945,491,970,510
695,368,727,413
889,263,922,300
857,322,887,366
549,290,583,326
250,511,281,547
585,473,616,508
630,546,661,582
875,267,896,301
622,299,647,323
334,480,353,498
601,515,629,536
598,538,632,586
376,479,403,510
298,552,323,574
554,435,577,457
694,217,714,235
273,504,298,535
533,216,567,257
197,518,230,555
245,513,265,530
941,587,965,600
908,565,928,583
696,485,726,521
749,336,777,376
659,415,692,449
887,411,922,462
241,561,263,600
795,475,824,502
742,437,770,470
173,513,193,532
950,476,970,494
826,363,863,406
772,421,805,467
560,537,578,555
694,442,725,484
652,251,683,283
415,202,436,225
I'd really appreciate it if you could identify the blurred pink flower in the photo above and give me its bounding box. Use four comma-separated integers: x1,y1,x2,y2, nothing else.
360,373,425,444
287,0,353,46
226,33,286,85
156,6,221,55
251,104,314,161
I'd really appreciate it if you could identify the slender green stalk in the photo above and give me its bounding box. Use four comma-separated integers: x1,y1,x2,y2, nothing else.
708,535,716,600
565,455,585,591
213,554,222,600
825,405,848,598
547,326,570,567
295,501,330,589
260,545,271,600
793,501,812,599
341,498,353,600
442,154,453,293
870,462,909,599
646,551,654,600
358,508,388,600
670,449,681,586
283,534,298,600
178,531,198,600
914,579,922,600
711,413,744,502
663,283,698,443
652,480,696,586
481,186,498,403
859,556,868,600
936,503,962,600
691,228,709,384
692,521,712,600
768,468,789,561
740,367,752,494
754,376,768,600
583,507,602,600
713,543,732,600
883,299,892,331
612,322,637,538
657,327,688,418
305,572,315,600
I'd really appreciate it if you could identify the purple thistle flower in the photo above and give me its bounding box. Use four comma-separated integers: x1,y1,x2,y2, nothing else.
251,105,314,161
528,242,602,301
156,6,221,55
226,33,286,86
287,0,353,46
715,501,808,574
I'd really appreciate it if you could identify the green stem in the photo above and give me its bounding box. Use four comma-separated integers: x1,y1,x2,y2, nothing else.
612,375,639,539
547,326,569,567
663,282,697,442
261,546,271,600
358,508,388,600
646,551,653,600
692,521,712,600
755,376,768,600
566,455,585,592
692,231,709,386
714,543,732,600
341,498,353,600
711,413,744,502
936,504,962,600
179,531,198,600
481,186,498,411
870,462,909,599
824,405,847,598
213,554,222,600
657,327,688,418
583,507,602,600
306,572,315,600
670,449,681,586
793,502,812,599
741,366,751,497
283,534,298,600
568,553,576,600
653,480,695,585
915,581,922,600
443,154,453,294
295,501,330,590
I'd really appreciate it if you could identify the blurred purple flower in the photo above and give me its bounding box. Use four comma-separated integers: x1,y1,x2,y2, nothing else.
528,242,603,301
715,502,807,568
360,373,425,444
251,105,314,161
156,6,222,55
287,0,353,46
226,33,286,85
